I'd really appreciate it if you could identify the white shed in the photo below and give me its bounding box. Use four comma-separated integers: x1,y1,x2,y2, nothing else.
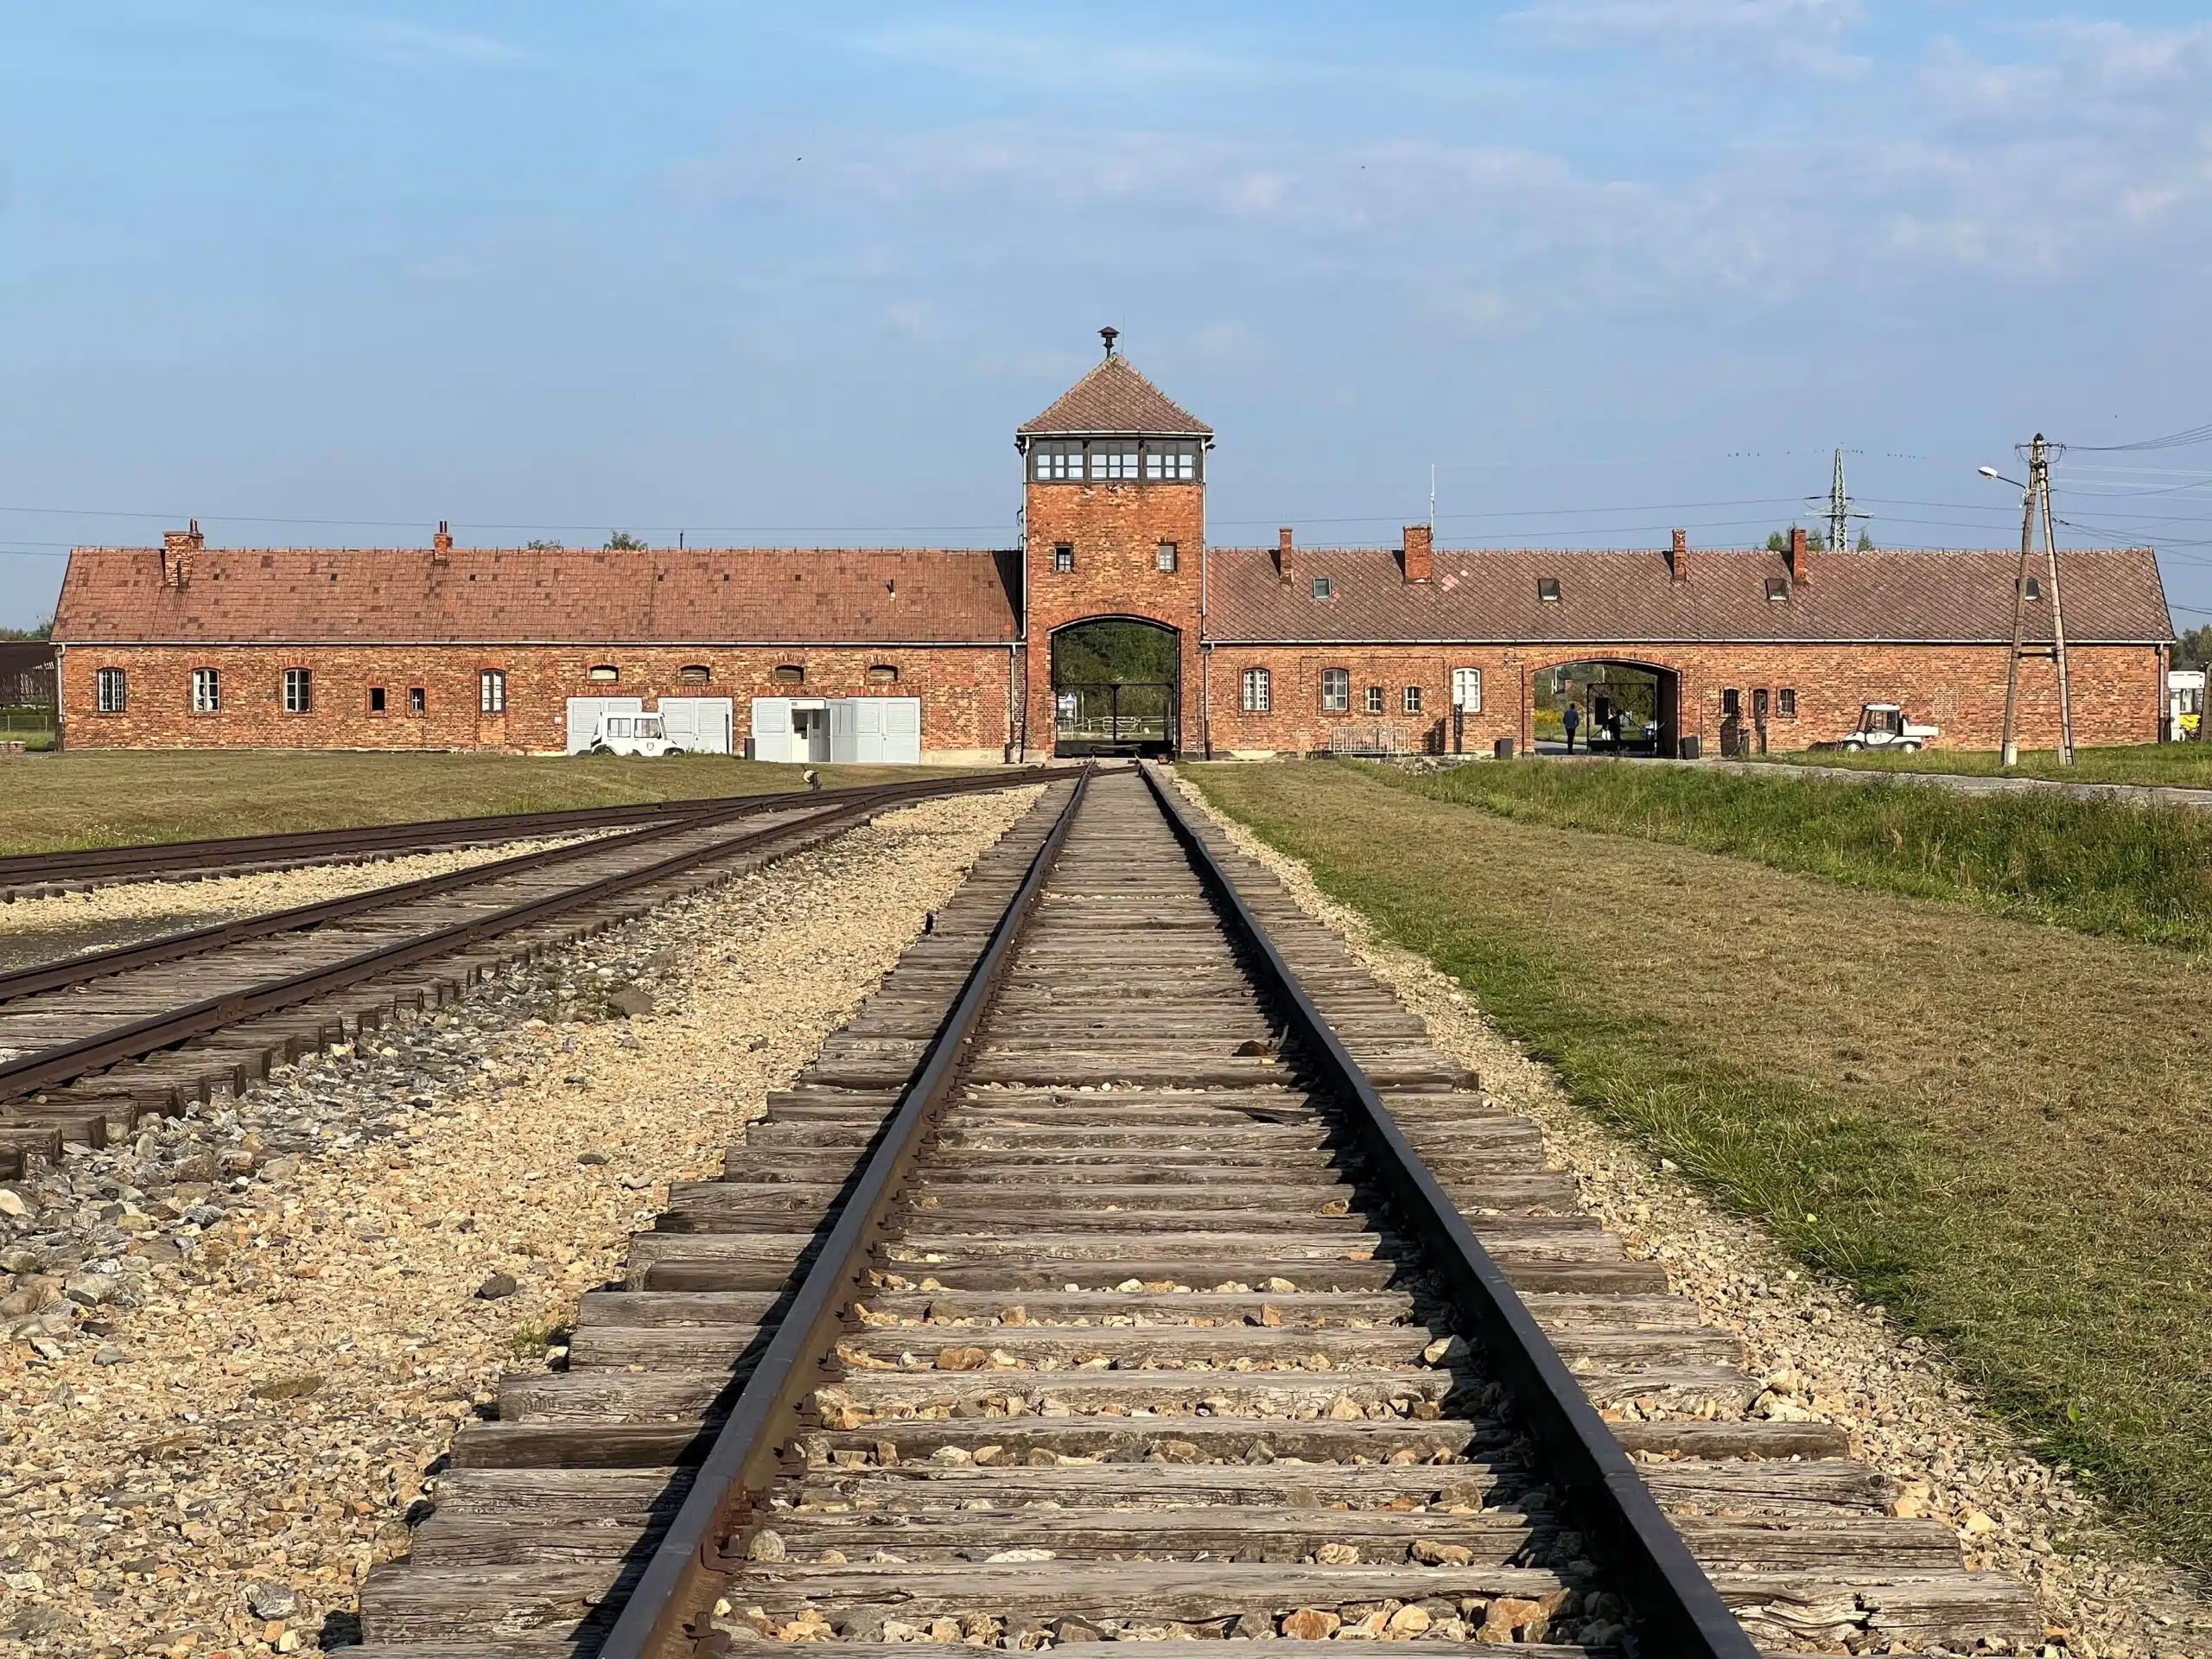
830,697,923,764
658,696,734,755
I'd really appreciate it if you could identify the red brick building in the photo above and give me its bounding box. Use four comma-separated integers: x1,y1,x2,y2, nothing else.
53,340,2175,759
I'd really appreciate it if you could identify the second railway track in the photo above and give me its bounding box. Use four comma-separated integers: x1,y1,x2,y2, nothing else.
349,764,2037,1659
0,772,1040,1158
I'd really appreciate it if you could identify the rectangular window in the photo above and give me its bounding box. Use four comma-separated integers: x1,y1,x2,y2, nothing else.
1778,687,1798,718
1311,576,1333,601
1141,445,1198,481
1536,576,1562,602
1052,543,1074,574
480,669,506,714
95,667,127,714
1241,667,1271,714
1090,448,1139,480
1403,684,1423,714
1451,667,1484,713
410,687,426,713
369,686,387,713
191,667,220,715
283,668,313,714
1765,576,1790,601
2024,576,2043,600
1722,688,1741,719
1320,669,1350,713
1156,542,1178,573
1364,684,1384,716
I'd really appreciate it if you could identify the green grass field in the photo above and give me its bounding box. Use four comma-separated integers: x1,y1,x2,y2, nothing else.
1751,741,2212,788
1189,759,2212,1569
1386,755,2212,953
0,751,974,856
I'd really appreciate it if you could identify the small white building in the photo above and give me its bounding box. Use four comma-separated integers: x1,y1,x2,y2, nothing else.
750,696,922,765
2171,669,2205,739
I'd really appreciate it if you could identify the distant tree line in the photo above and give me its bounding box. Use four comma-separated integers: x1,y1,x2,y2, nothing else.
1765,528,1875,553
0,620,51,642
2176,626,2212,670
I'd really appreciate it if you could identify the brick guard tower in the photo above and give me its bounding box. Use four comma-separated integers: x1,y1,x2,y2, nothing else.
1015,331,1212,758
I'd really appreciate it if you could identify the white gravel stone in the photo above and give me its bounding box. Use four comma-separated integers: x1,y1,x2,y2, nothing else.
1174,767,2212,1659
0,787,1040,1656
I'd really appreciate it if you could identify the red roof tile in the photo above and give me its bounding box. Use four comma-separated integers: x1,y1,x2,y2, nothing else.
53,546,1021,645
1202,544,2172,645
1017,354,1211,437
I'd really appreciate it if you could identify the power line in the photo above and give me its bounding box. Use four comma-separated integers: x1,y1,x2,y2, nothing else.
2068,421,2212,454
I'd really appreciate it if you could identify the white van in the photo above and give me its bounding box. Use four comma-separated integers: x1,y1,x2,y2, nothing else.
582,710,675,757
565,696,734,757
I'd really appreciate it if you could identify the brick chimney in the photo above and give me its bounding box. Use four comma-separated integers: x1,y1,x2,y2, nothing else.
1668,528,1689,584
162,519,203,589
433,519,454,555
1789,525,1812,584
1402,524,1433,583
1275,527,1295,584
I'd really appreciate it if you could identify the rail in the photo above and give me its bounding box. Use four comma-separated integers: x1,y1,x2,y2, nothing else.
596,765,1094,1659
1136,760,1759,1659
0,768,1050,1103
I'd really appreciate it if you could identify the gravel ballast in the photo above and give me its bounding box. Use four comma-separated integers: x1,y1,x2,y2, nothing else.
1175,769,2212,1659
0,787,1040,1657
0,836,602,976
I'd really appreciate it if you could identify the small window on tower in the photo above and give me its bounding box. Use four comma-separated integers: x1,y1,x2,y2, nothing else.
1156,542,1178,573
1053,543,1074,574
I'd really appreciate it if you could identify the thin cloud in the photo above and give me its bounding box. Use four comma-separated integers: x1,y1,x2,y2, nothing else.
1507,0,1866,74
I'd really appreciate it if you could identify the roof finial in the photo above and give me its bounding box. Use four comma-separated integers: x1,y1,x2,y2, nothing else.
1100,326,1119,359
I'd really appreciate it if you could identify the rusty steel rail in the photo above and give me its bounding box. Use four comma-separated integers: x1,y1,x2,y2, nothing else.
596,766,1095,1659
0,778,983,896
0,769,1050,1105
1137,761,1761,1659
0,772,1040,1006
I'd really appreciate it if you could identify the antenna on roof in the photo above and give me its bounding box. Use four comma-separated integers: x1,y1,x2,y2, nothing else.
1100,327,1119,358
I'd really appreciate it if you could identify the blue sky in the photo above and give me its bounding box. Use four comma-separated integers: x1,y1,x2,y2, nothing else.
3,2,2210,630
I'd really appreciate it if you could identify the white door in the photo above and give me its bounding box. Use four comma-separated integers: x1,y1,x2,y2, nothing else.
659,697,734,754
829,699,859,765
567,696,642,753
789,702,830,763
749,697,794,762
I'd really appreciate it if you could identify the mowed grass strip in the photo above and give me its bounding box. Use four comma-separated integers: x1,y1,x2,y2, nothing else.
0,752,966,856
1749,741,2212,789
1380,755,2212,953
1188,760,2212,1567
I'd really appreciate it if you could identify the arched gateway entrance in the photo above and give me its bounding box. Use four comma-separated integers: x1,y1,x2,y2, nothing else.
1535,659,1682,755
1051,618,1180,757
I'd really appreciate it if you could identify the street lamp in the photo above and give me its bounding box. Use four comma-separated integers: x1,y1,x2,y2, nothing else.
1978,466,2025,489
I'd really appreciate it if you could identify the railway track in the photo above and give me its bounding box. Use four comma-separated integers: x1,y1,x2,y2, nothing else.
0,785,879,903
351,764,2037,1658
0,771,1041,1165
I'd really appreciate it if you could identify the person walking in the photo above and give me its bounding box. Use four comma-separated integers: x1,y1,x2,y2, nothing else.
1561,699,1581,755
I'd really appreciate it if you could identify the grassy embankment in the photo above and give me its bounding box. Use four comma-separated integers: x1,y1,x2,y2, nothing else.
1394,755,2212,952
1188,759,2212,1567
1751,741,2212,789
0,752,969,856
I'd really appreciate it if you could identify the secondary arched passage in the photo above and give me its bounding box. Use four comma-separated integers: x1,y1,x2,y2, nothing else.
1533,658,1683,755
1050,617,1181,757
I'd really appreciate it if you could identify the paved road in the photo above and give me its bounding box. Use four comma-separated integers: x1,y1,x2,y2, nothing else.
1686,757,2212,812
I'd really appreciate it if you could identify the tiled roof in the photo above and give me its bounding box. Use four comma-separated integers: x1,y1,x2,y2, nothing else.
53,546,1022,645
1017,354,1212,437
1203,544,2173,645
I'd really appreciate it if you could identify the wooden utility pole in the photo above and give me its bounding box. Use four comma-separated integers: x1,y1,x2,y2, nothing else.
1998,435,2075,767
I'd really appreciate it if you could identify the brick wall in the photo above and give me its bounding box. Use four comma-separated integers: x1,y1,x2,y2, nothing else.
1199,640,2164,755
57,644,1020,759
1022,480,1206,756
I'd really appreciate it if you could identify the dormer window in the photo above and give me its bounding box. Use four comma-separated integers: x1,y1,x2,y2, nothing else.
1537,576,1562,603
1311,576,1333,601
2024,576,2043,600
1765,576,1790,602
